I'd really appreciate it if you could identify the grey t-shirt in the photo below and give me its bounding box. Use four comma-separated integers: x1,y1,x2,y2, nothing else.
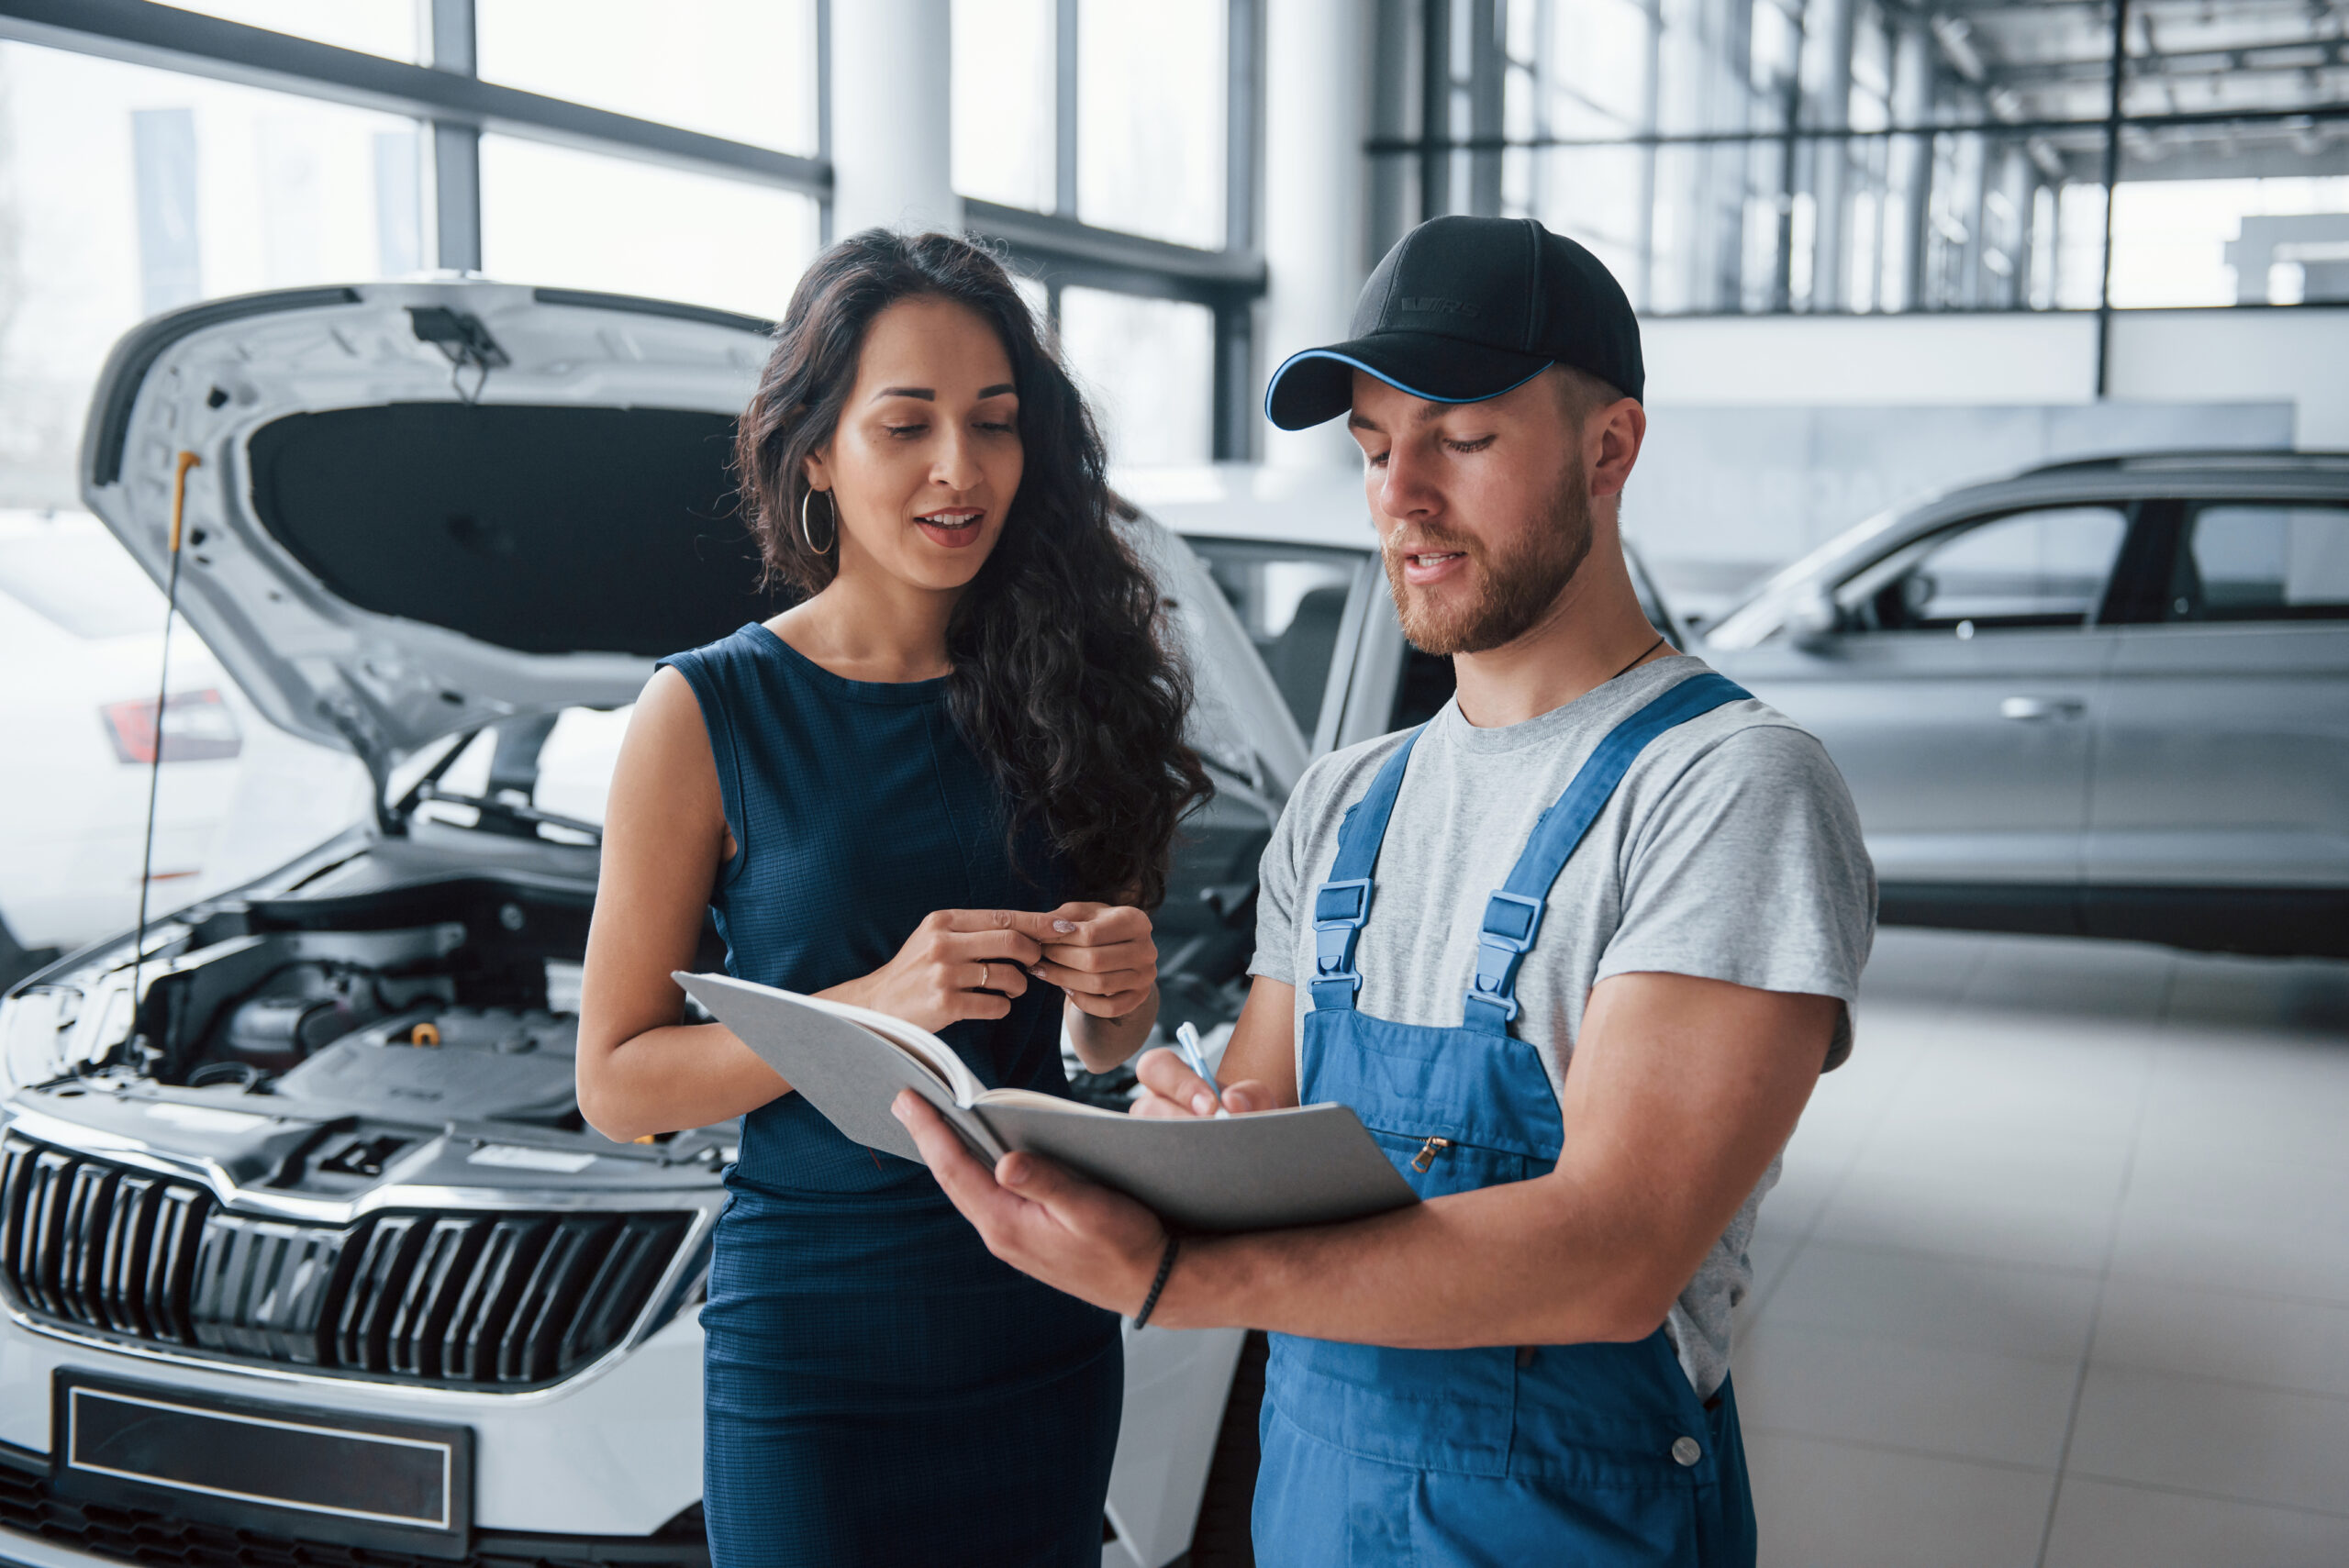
1249,655,1876,1398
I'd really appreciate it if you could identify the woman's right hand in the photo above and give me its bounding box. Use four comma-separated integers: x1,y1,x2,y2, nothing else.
823,909,1049,1034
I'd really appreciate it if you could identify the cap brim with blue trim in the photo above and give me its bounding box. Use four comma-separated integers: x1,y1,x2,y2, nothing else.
1263,331,1553,431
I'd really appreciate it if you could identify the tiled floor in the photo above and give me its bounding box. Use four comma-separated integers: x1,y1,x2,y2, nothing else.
1736,928,2349,1568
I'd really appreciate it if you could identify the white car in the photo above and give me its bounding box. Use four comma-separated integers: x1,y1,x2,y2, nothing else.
0,509,366,977
0,283,1310,1568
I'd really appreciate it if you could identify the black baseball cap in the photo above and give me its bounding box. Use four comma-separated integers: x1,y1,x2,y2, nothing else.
1264,216,1643,431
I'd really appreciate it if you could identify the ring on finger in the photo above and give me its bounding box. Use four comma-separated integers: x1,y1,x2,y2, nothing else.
978,961,995,992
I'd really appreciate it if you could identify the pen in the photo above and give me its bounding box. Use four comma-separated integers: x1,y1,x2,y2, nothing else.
1172,1021,1230,1118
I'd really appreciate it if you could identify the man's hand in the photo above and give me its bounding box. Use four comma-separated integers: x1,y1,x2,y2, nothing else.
1130,1046,1278,1118
891,1090,1169,1316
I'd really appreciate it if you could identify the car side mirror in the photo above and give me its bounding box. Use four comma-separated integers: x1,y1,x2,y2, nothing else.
1785,590,1841,646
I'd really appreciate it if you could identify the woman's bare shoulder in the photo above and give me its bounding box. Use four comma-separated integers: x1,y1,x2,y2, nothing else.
610,666,722,809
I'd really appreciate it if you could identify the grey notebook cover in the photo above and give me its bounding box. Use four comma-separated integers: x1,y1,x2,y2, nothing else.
680,971,1417,1234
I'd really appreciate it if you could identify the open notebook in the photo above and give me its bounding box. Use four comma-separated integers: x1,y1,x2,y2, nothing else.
677,972,1416,1234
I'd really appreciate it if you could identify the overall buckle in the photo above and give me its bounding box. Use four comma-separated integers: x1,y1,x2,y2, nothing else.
1313,878,1372,928
1311,878,1374,1006
1464,891,1543,1025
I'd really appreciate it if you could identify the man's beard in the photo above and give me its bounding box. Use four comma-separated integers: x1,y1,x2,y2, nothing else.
1384,477,1596,656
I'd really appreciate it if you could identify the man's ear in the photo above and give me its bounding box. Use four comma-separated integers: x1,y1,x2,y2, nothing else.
1586,399,1646,503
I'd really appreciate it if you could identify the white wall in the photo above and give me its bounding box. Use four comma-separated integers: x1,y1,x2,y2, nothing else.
1642,312,2101,407
1642,306,2349,446
2109,308,2349,450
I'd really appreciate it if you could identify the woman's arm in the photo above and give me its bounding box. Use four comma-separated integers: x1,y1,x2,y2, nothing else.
577,669,785,1142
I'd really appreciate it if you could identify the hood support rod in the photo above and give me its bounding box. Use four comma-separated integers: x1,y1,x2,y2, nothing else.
125,450,200,1072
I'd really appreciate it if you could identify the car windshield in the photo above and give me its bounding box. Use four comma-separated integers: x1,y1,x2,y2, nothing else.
1184,537,1360,740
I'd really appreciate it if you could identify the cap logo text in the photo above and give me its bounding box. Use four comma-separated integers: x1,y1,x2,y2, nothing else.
1399,296,1480,317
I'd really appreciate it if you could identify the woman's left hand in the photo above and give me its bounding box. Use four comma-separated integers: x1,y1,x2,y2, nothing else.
1030,902,1157,1019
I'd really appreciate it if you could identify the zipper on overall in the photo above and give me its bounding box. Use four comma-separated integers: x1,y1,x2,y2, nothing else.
1411,1136,1453,1173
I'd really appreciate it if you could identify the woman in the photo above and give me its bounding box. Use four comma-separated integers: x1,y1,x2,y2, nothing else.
576,230,1209,1567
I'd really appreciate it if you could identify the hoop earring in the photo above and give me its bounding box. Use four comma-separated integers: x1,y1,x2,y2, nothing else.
799,486,836,555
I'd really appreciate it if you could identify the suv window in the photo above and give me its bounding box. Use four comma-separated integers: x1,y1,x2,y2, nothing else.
1185,539,1360,737
2169,503,2349,623
1855,506,2128,634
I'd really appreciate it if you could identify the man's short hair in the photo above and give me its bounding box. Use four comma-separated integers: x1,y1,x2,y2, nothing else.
1553,363,1627,426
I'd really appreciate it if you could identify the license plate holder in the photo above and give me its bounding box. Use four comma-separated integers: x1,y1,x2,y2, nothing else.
53,1373,473,1558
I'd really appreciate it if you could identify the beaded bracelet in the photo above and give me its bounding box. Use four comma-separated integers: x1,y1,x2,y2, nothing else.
1132,1234,1182,1329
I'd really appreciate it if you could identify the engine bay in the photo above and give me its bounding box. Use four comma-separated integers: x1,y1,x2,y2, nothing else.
37,836,637,1138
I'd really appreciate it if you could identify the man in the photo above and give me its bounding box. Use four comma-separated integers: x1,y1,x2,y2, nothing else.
896,215,1876,1565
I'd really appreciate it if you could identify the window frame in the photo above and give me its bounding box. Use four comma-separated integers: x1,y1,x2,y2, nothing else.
6,0,1267,459
963,0,1267,460
1368,0,2349,344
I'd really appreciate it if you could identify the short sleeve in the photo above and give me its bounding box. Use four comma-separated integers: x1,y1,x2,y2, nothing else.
1595,724,1877,1069
1247,768,1318,987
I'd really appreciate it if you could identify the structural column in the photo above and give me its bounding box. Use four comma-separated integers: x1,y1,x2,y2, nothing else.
1262,0,1371,468
830,0,960,239
427,0,480,271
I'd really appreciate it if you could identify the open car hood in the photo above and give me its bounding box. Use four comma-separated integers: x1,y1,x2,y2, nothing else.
80,280,1304,797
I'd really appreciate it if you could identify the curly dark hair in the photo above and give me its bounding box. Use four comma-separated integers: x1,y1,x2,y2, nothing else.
733,229,1210,909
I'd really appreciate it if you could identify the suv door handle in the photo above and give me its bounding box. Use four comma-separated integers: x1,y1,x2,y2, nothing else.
1999,696,2087,722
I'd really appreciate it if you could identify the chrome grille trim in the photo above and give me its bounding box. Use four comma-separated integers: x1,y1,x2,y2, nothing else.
1,1136,708,1393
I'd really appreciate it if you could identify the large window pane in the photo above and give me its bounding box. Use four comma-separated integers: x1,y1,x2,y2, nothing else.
1076,1,1226,249
0,42,425,509
1057,288,1213,465
952,0,1057,212
479,136,818,319
153,1,422,61
2110,173,2349,309
476,0,818,155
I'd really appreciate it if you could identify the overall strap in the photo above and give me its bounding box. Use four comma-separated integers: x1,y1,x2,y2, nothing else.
1308,728,1424,1011
1463,673,1753,1034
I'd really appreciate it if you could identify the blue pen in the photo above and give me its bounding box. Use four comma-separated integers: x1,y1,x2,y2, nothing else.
1172,1021,1230,1118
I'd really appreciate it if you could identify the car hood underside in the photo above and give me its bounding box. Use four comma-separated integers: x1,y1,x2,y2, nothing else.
82,282,785,769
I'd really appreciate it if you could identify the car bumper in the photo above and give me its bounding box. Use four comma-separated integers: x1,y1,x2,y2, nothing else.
0,1308,706,1541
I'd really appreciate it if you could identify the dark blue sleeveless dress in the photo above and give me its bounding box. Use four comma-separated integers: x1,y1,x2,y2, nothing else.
660,624,1123,1568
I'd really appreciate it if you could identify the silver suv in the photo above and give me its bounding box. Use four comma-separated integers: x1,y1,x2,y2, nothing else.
1704,452,2349,957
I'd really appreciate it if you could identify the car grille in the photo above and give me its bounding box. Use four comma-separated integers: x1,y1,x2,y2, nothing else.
0,1443,711,1568
0,1137,694,1388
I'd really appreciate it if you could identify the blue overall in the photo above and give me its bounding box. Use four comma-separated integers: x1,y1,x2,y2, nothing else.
1254,673,1761,1568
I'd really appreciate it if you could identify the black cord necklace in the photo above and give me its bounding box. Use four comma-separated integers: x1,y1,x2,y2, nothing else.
1607,634,1668,684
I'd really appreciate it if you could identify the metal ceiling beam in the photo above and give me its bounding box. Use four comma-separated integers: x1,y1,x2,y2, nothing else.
1363,97,2349,156
0,0,829,195
963,198,1268,303
1983,50,2349,87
